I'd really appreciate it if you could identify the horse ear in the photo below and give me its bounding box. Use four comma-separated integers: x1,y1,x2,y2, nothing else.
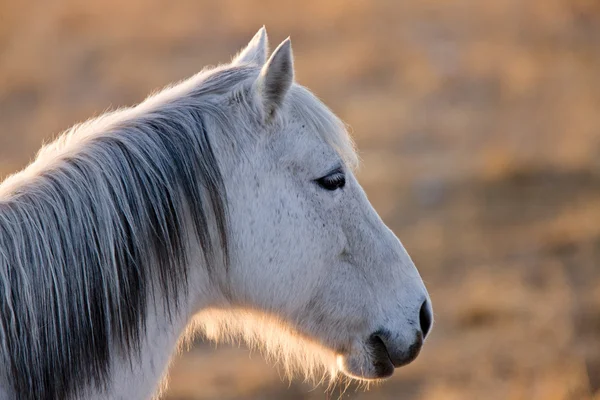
255,38,294,117
232,26,268,65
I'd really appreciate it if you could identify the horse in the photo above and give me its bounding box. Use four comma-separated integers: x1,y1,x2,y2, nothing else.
0,27,433,400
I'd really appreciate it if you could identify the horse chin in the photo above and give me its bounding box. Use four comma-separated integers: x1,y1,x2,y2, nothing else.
336,349,395,381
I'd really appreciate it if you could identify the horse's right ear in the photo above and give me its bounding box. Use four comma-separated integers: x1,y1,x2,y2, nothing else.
232,26,268,65
254,38,294,118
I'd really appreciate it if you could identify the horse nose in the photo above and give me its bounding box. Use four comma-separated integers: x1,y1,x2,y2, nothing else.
419,299,433,339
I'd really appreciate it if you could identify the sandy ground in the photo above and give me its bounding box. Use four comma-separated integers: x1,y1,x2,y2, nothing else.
1,1,600,399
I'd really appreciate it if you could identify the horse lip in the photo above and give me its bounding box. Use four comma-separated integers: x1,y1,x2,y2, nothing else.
339,332,421,380
392,334,423,367
366,334,395,378
369,330,423,369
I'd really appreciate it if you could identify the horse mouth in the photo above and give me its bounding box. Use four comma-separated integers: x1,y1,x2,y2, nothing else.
338,332,423,381
366,334,395,379
337,337,394,381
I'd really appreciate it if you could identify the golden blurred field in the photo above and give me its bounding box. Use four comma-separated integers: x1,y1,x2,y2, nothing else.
1,1,600,399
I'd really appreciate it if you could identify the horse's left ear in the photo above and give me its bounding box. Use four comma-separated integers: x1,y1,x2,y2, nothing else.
232,26,268,65
255,38,294,117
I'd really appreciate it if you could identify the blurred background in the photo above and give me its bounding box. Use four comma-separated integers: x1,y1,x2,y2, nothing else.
1,0,600,399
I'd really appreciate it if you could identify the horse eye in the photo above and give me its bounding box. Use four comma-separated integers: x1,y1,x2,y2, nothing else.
315,170,346,191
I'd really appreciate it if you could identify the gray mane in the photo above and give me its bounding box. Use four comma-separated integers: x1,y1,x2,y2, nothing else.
0,65,257,400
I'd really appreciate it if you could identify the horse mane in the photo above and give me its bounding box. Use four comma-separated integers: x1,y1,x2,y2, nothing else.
0,52,359,399
0,64,257,400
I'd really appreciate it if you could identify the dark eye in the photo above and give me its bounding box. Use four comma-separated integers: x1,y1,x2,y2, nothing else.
315,169,346,191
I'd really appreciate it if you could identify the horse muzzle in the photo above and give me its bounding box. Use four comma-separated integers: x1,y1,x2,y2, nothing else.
338,298,433,380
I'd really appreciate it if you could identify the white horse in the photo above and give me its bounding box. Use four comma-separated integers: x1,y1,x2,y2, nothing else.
0,28,432,400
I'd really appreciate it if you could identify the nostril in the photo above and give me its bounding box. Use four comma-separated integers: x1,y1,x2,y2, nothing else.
419,299,433,338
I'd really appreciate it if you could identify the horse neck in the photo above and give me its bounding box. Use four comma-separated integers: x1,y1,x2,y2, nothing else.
104,217,223,399
101,299,192,400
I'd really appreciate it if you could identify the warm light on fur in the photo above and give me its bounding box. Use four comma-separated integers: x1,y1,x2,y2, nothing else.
194,309,339,383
